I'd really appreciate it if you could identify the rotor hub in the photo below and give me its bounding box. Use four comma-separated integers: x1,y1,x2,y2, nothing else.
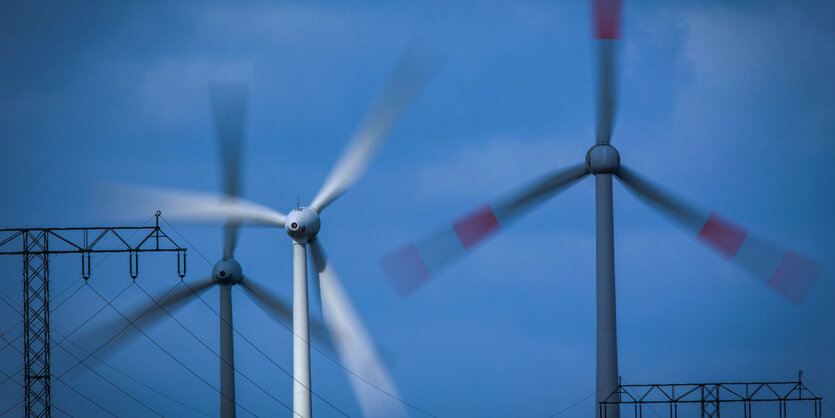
586,144,620,174
285,207,321,242
212,258,243,287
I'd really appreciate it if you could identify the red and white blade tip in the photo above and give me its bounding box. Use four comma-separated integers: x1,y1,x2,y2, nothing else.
593,0,621,39
697,213,822,305
381,204,504,296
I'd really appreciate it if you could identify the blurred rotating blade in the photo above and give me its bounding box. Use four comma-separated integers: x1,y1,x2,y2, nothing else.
209,82,249,258
309,239,406,418
97,183,286,227
239,278,291,323
593,0,621,144
310,39,445,212
381,163,589,296
616,165,822,305
238,278,331,346
210,82,248,199
222,221,241,260
81,278,215,357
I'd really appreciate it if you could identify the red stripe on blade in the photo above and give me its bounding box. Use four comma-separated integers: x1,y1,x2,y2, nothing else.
380,244,431,297
453,205,501,250
593,0,621,39
767,251,822,305
697,213,748,257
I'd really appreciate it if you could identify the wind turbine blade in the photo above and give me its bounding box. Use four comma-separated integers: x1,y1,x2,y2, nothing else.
223,222,241,260
210,82,248,199
95,183,286,227
219,286,236,418
310,39,444,212
210,82,249,260
616,165,822,305
309,239,406,418
381,163,590,296
593,0,621,144
81,278,215,357
238,279,293,322
238,278,331,346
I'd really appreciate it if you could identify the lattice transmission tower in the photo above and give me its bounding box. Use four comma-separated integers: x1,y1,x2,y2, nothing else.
600,372,823,417
0,212,186,417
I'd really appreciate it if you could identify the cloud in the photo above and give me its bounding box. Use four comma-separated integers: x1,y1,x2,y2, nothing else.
672,2,835,147
681,3,832,88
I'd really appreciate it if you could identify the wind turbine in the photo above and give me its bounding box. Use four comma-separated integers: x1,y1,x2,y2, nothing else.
379,2,822,417
97,41,443,417
87,82,330,417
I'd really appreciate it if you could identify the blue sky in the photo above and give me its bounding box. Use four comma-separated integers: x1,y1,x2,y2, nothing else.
1,0,833,416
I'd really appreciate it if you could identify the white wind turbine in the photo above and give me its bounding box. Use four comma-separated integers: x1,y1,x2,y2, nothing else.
87,82,330,417
95,41,443,417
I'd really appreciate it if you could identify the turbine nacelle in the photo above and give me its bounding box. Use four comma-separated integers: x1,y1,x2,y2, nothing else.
212,258,243,287
285,207,321,242
586,144,620,174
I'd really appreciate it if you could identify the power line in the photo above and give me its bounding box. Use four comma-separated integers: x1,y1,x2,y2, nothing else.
2,276,165,417
49,279,83,310
0,267,266,417
132,280,304,417
0,285,21,310
50,402,73,418
52,341,164,417
0,291,21,316
0,399,23,416
0,321,19,337
0,330,23,388
50,280,85,313
55,379,117,417
548,375,627,418
0,320,22,389
159,216,213,266
163,217,353,416
0,300,23,389
165,215,435,417
0,280,136,388
0,369,21,388
84,280,264,418
51,328,213,418
52,280,138,380
239,281,435,417
548,389,595,417
800,373,835,414
178,280,350,417
0,328,22,356
8,273,213,417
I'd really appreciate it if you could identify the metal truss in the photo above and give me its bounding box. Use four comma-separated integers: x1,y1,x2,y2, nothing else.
21,230,50,417
0,212,187,418
600,372,823,418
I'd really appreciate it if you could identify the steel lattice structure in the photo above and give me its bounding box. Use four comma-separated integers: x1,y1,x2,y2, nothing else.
0,213,186,417
21,230,50,417
599,372,823,418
